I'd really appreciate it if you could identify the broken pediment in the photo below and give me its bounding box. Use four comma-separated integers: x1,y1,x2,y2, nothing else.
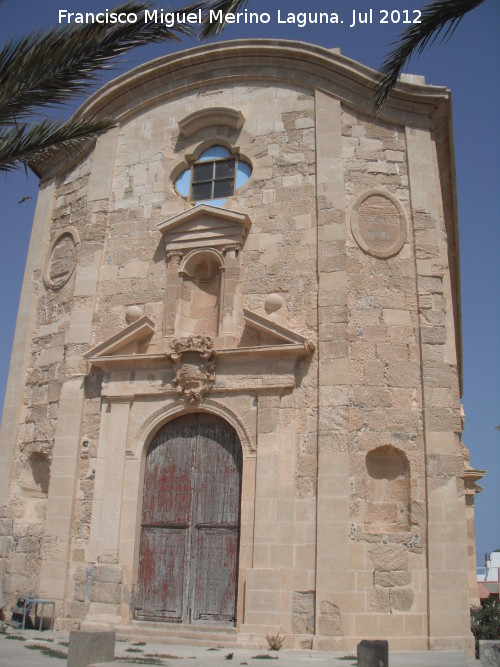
234,309,315,356
85,316,156,367
157,204,251,251
85,309,314,381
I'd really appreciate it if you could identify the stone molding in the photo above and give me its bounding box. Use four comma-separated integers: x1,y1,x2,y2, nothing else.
85,316,155,360
43,226,80,290
179,247,225,274
85,309,313,375
178,107,245,137
157,203,251,251
167,250,183,264
350,189,407,259
242,308,315,351
128,397,256,459
74,40,451,131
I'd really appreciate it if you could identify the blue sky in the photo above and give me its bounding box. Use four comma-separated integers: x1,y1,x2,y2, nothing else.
0,0,498,565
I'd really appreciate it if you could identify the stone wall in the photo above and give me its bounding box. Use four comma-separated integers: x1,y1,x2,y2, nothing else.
343,111,428,645
3,158,92,607
0,41,474,654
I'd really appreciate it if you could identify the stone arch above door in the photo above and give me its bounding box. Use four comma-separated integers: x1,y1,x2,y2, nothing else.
135,412,242,624
130,399,256,460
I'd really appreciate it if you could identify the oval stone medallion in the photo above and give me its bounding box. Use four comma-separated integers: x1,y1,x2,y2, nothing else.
44,229,79,289
351,191,407,258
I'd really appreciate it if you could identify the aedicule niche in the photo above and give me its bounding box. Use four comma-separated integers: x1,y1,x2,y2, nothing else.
178,250,222,338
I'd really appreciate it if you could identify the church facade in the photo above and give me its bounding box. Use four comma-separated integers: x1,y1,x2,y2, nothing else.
0,40,481,654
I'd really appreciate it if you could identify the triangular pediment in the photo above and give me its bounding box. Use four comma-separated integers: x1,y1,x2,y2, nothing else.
238,309,315,354
157,204,251,250
85,316,155,360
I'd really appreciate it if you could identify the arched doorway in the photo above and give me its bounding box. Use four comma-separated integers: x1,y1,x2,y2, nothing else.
136,412,242,624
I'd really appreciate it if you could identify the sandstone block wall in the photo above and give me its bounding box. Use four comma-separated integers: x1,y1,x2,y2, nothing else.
0,41,475,655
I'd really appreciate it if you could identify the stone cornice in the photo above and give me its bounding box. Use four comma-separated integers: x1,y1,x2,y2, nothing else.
86,343,312,372
464,467,486,494
74,40,450,129
33,40,452,179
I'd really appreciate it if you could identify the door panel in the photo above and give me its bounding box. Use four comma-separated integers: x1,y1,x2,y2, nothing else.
192,528,239,621
192,413,242,527
136,527,186,620
141,415,196,526
136,413,241,624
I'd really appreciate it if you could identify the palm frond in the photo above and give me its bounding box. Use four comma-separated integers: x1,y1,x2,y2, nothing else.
0,1,201,125
0,117,115,173
373,0,484,112
200,0,248,38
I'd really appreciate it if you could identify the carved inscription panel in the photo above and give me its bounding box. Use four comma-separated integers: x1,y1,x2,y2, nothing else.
351,191,407,258
44,227,79,289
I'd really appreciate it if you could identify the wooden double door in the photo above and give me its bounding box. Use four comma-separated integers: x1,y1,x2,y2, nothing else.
136,413,242,624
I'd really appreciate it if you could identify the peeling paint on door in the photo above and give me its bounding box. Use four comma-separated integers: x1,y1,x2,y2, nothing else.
136,413,242,624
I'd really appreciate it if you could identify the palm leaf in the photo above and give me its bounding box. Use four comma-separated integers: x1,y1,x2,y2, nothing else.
200,0,248,38
0,1,201,125
373,0,484,112
0,117,115,173
0,0,204,174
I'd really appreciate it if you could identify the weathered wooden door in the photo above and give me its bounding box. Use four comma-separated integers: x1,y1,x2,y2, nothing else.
136,413,242,624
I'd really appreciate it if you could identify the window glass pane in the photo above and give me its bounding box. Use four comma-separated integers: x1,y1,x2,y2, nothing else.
236,161,252,189
199,146,231,161
192,181,213,200
175,169,191,196
192,162,213,183
213,179,234,198
215,160,235,180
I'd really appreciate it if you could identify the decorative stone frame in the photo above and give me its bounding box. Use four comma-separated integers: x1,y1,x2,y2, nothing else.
350,190,407,259
171,140,253,204
129,398,256,460
121,399,256,626
158,205,251,338
178,107,245,138
43,226,80,290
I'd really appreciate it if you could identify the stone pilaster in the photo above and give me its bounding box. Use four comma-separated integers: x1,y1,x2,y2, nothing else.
464,465,485,606
84,396,132,627
87,398,132,563
163,250,183,335
406,125,474,656
313,90,350,649
39,379,86,602
220,243,241,335
243,392,294,632
253,393,281,570
37,129,119,626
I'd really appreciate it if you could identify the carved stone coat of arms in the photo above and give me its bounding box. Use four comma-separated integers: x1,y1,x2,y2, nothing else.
167,335,216,403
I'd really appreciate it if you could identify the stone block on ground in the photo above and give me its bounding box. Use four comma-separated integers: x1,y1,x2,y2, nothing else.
357,639,389,667
67,630,115,667
479,640,500,667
